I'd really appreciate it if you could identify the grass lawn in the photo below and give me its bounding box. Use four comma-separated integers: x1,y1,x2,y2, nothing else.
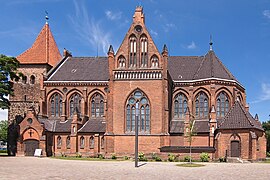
176,163,205,167
0,153,8,156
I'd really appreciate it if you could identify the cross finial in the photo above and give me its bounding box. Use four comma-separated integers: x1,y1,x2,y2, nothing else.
45,11,49,24
209,35,213,51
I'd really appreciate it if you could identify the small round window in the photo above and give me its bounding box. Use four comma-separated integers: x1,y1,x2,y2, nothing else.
27,118,33,124
134,25,142,33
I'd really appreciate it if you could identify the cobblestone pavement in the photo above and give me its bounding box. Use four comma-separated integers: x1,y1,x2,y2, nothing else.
0,157,270,180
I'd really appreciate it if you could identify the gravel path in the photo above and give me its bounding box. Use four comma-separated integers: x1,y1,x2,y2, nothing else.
0,157,269,180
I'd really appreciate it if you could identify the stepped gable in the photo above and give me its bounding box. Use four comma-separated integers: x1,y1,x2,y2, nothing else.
168,50,237,82
47,57,109,81
17,23,61,66
218,100,264,131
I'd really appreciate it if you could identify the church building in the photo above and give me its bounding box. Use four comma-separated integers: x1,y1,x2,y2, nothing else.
8,7,266,161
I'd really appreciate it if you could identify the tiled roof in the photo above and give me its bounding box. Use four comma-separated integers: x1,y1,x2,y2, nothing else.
170,120,185,133
170,120,209,133
47,57,109,81
54,120,71,132
218,100,264,131
168,51,236,81
78,119,106,133
17,24,61,66
38,118,55,132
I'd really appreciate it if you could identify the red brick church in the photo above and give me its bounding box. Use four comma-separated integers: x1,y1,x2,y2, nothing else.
8,7,266,160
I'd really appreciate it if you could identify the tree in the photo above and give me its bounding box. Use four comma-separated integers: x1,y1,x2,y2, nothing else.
0,120,8,142
186,114,196,164
0,54,22,109
262,120,270,153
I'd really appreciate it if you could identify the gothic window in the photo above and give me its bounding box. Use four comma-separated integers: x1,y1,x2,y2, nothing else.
57,136,62,148
66,136,70,149
50,93,62,117
140,35,148,67
118,56,126,68
151,55,159,67
174,93,188,119
80,136,85,149
30,75,35,84
195,92,209,118
129,35,137,67
126,90,150,132
89,136,94,149
69,93,81,117
91,93,104,118
216,92,230,118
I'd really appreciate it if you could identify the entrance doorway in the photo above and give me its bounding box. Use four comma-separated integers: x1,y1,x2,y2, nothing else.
24,140,39,156
231,140,240,157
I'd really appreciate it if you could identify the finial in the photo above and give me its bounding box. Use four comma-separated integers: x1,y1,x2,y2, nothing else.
45,11,49,24
255,114,259,121
108,45,114,54
163,44,168,52
209,34,213,51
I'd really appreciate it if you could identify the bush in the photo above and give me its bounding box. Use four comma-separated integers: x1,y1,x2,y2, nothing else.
219,157,226,162
200,152,209,162
124,156,129,160
168,153,176,162
76,152,82,158
0,150,7,154
61,152,67,157
111,153,117,159
184,156,191,162
138,152,147,161
267,152,270,157
98,154,104,159
152,152,162,161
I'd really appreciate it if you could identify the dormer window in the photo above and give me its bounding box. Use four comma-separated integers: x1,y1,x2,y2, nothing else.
140,35,148,67
129,35,137,67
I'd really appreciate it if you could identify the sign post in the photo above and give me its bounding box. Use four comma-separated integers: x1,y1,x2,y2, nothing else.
135,102,139,167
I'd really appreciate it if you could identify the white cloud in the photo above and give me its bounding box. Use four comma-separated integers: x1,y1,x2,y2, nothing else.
251,83,270,103
69,1,112,55
150,29,158,37
187,41,197,49
163,23,176,32
263,10,270,19
0,109,8,120
105,10,122,21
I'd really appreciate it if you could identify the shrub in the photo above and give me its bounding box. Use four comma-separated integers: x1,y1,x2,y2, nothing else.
98,154,104,159
138,152,147,161
152,152,162,161
267,152,270,157
61,152,67,157
124,156,129,160
111,153,117,159
76,152,82,158
219,157,226,162
155,156,162,162
168,153,176,162
200,152,209,162
0,150,7,154
184,156,191,162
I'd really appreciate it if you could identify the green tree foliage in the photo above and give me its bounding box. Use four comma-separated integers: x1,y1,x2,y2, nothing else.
0,54,22,109
0,120,8,142
262,120,270,152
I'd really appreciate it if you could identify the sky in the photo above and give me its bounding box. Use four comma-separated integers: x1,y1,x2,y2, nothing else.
0,0,270,122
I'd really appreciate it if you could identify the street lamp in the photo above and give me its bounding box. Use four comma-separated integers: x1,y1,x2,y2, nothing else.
135,102,139,167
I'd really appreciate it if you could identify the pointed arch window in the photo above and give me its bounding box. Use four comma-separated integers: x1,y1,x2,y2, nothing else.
80,136,85,149
151,55,159,67
140,35,148,67
30,75,35,84
126,90,150,133
174,93,188,119
118,56,126,68
129,35,137,67
50,93,62,117
91,93,104,118
195,92,209,118
89,136,94,149
66,136,70,149
70,93,81,117
57,136,62,148
216,92,230,117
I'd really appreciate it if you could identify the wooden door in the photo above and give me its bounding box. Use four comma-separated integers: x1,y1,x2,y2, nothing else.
24,140,39,156
231,140,240,157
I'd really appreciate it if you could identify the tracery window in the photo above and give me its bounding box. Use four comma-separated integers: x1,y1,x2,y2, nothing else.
69,93,81,117
195,92,209,118
91,93,104,118
118,56,126,68
66,136,70,149
174,93,188,119
129,35,137,67
151,55,159,67
80,136,85,149
126,90,150,132
57,136,62,148
89,136,94,149
140,35,148,67
50,93,62,117
216,92,230,117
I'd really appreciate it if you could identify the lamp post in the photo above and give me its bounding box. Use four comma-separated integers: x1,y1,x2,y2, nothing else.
135,102,139,167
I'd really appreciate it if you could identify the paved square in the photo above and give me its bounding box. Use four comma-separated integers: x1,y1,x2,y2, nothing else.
0,157,270,180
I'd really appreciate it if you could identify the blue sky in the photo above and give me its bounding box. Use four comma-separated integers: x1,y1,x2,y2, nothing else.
0,0,270,121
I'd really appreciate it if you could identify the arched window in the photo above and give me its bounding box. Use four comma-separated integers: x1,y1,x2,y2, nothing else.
195,92,209,118
80,136,85,149
126,90,150,132
118,56,126,68
91,93,104,118
89,136,94,149
129,35,137,67
50,93,62,117
70,93,81,116
151,55,159,67
66,136,70,149
174,93,188,119
216,92,230,118
57,136,62,148
22,76,27,84
30,75,35,84
140,35,148,67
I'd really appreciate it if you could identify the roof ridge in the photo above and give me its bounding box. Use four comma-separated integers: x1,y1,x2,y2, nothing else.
236,101,254,127
78,120,89,132
192,55,206,79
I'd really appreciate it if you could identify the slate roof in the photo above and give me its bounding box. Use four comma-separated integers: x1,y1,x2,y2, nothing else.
47,57,109,81
218,100,264,131
168,51,236,81
170,120,209,133
78,119,106,133
17,23,61,66
54,120,72,132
